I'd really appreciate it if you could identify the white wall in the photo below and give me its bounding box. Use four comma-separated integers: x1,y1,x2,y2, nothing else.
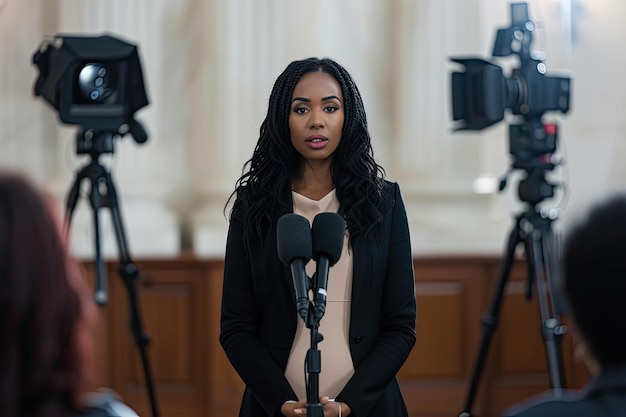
1,0,624,259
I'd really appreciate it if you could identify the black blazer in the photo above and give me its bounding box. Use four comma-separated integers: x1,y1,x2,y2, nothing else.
503,365,626,417
220,181,417,417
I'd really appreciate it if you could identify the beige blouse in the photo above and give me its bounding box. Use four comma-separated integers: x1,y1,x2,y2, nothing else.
284,189,355,400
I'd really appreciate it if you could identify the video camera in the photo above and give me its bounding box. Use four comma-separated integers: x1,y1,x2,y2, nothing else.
450,2,571,161
32,34,149,154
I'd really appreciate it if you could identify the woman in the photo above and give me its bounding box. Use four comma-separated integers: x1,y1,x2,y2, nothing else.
0,173,98,417
220,57,417,417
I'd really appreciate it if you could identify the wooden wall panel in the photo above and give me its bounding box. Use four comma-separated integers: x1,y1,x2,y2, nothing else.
498,280,548,373
407,281,465,377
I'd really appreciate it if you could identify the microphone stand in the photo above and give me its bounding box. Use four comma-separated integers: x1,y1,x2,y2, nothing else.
301,272,325,417
282,212,343,416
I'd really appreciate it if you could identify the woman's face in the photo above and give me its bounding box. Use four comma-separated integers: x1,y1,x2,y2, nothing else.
289,71,344,164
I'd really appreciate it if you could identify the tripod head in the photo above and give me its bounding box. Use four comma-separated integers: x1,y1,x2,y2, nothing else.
499,118,560,208
75,120,147,160
75,128,116,159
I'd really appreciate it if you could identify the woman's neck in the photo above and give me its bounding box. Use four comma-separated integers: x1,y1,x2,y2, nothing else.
292,160,334,201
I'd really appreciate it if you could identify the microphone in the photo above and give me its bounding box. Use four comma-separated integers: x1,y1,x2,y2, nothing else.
311,213,345,321
277,213,313,321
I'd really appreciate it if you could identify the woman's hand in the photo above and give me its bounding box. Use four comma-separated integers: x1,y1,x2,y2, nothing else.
320,396,351,417
282,397,351,416
281,399,306,416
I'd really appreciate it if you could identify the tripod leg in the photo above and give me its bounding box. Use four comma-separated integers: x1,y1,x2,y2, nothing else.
90,193,108,306
105,175,132,263
545,230,568,317
87,172,108,306
460,218,522,417
103,171,160,417
526,226,567,393
65,169,85,239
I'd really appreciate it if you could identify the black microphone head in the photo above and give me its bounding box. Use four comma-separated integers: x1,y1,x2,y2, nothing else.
277,213,312,265
312,212,345,266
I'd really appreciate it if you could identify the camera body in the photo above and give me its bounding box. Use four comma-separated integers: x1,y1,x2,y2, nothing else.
450,2,571,159
32,34,149,147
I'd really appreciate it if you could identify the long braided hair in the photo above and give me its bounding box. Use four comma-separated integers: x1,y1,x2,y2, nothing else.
227,57,387,248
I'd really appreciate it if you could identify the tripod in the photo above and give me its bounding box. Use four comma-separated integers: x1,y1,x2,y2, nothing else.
459,158,567,417
65,129,160,417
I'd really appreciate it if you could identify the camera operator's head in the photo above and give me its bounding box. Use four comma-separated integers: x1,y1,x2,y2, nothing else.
562,194,626,372
0,172,98,417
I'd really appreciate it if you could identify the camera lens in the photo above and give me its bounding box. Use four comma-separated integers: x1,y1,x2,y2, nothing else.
78,63,114,102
